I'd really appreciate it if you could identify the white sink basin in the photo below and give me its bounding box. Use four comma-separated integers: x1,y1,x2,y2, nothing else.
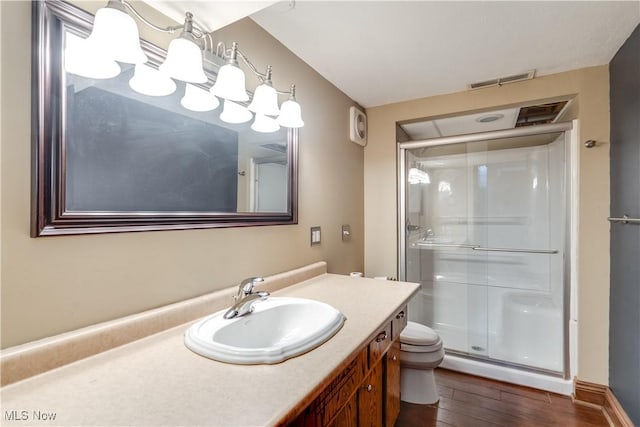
184,297,346,364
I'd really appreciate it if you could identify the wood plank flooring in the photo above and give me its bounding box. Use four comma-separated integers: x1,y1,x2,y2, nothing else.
395,368,609,427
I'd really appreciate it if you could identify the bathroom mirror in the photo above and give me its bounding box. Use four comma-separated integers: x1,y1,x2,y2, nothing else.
31,1,298,237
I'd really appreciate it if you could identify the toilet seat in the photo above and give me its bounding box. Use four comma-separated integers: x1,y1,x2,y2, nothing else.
400,321,441,346
401,340,442,353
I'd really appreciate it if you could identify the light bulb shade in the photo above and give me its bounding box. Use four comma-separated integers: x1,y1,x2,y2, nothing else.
219,100,253,124
65,33,120,79
277,99,304,128
159,38,207,84
210,63,249,102
251,114,280,133
408,168,430,184
181,84,220,112
248,84,280,116
129,63,176,96
86,6,147,64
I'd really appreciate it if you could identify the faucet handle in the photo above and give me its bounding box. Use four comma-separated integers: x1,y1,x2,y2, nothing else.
237,277,264,298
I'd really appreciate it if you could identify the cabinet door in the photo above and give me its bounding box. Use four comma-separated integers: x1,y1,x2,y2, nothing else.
358,360,384,427
327,392,358,427
385,340,401,427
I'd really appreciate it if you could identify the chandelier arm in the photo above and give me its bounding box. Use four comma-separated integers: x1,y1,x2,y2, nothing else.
121,0,183,34
275,84,297,97
204,33,216,53
216,41,227,57
235,48,268,82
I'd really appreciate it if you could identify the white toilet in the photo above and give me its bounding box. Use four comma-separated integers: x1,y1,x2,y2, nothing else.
399,321,445,404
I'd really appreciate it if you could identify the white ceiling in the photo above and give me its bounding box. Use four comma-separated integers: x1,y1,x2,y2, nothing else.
149,1,640,109
251,1,640,107
144,1,277,33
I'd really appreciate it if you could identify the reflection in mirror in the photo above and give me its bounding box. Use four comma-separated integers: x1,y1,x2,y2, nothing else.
32,1,297,236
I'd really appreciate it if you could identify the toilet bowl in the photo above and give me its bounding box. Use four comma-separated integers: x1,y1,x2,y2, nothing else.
399,321,444,404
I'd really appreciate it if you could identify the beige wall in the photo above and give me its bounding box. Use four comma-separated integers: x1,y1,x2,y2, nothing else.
0,1,364,348
364,67,611,384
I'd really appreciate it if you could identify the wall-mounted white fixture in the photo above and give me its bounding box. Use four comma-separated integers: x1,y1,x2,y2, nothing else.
349,106,367,146
66,0,304,131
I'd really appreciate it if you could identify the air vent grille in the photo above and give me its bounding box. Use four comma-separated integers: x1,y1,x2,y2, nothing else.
468,70,535,90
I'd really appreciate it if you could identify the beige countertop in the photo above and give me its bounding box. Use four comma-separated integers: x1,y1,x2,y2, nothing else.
1,273,419,426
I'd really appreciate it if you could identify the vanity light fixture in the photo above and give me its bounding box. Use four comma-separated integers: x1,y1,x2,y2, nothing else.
67,0,304,131
159,12,207,84
220,100,253,124
129,63,176,96
65,32,120,79
251,114,280,133
85,0,147,64
181,84,220,112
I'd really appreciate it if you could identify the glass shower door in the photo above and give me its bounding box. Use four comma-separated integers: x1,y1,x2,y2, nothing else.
405,146,489,357
401,128,567,374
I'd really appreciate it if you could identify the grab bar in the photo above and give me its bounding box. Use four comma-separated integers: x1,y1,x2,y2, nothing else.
608,215,640,224
471,246,558,254
416,242,557,254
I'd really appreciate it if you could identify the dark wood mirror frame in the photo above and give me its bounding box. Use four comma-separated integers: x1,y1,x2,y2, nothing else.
31,0,298,237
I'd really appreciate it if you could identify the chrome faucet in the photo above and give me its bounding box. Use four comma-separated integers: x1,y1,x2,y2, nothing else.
223,277,269,319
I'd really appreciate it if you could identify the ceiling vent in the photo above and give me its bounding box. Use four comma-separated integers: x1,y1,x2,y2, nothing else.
468,70,535,90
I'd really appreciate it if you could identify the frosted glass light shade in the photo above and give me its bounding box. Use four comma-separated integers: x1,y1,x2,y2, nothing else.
181,84,220,112
277,99,304,128
159,38,207,84
248,84,280,116
65,33,120,79
210,64,249,102
219,100,252,124
129,64,176,96
251,114,280,133
86,6,147,64
408,168,430,184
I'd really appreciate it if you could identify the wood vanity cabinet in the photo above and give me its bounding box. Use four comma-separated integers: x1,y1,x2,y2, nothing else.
385,340,401,427
289,306,407,427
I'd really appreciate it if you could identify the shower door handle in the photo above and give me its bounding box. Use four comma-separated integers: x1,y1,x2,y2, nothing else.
415,242,476,249
471,246,558,254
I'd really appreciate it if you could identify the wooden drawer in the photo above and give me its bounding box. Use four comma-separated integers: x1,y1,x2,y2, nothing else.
391,306,408,341
368,322,392,367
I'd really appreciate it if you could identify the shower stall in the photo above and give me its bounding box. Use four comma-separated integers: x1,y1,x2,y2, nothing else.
398,122,576,394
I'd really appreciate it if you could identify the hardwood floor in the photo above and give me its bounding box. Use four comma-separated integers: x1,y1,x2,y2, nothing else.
395,368,609,427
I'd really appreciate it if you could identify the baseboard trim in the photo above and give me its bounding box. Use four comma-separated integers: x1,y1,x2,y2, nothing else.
574,380,634,427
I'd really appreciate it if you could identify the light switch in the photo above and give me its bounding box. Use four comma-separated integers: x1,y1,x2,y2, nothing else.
310,226,321,246
342,224,351,241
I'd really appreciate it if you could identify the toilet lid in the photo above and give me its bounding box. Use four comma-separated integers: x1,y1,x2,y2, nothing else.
400,321,440,346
